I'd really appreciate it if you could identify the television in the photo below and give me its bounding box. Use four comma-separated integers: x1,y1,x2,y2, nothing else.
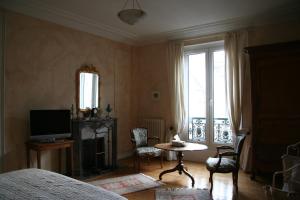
30,109,71,142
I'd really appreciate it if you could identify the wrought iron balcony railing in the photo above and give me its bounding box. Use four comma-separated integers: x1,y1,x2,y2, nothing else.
189,117,232,144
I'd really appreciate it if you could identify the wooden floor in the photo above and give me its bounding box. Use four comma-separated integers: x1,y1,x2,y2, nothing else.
86,158,267,200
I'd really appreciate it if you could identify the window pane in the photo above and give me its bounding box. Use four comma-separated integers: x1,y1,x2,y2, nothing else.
188,53,206,141
213,50,232,144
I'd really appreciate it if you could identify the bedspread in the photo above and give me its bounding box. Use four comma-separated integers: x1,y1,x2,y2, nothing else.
0,168,126,200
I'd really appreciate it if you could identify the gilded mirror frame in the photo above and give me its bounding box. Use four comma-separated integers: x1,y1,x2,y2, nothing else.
75,65,100,115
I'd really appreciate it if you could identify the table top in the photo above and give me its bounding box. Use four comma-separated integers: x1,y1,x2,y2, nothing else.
155,142,208,152
27,139,74,150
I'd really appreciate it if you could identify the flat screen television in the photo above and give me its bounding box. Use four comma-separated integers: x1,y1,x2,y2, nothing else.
30,109,71,142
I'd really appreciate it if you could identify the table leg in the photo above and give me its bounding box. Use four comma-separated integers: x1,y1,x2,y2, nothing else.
37,151,41,169
58,149,62,173
159,166,178,179
27,147,30,168
67,145,74,177
182,167,195,187
70,145,74,177
158,151,195,187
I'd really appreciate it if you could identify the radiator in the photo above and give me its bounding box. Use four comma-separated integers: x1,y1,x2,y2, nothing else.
139,118,165,143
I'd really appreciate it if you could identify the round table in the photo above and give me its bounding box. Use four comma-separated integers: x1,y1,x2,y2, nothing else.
155,142,208,187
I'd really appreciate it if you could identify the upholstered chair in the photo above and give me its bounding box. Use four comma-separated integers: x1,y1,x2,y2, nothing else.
130,128,163,171
206,132,247,193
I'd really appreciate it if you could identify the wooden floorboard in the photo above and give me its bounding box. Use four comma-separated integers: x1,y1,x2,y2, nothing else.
85,158,267,200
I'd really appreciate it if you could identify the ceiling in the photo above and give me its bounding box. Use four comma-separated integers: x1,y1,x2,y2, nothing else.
1,0,299,45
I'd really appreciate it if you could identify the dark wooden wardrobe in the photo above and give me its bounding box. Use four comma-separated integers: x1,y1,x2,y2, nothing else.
246,41,300,178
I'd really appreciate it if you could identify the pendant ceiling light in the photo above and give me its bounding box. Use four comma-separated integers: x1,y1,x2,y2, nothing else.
118,0,146,25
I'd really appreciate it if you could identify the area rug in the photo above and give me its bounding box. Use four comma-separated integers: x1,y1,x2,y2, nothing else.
89,173,163,195
155,188,212,200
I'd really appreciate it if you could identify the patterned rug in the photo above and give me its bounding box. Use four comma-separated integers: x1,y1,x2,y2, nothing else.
89,173,163,195
155,188,212,200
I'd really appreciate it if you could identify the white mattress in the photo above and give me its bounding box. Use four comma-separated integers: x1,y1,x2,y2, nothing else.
0,168,127,200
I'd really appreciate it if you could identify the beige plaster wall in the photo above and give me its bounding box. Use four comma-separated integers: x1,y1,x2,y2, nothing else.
133,43,172,135
4,11,133,171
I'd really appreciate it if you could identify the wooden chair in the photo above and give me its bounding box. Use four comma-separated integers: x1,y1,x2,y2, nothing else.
130,128,163,171
264,142,300,200
206,132,246,193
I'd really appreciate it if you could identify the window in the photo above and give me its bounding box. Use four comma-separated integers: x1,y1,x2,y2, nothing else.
184,41,232,145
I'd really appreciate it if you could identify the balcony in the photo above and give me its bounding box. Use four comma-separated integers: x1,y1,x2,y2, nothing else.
189,117,232,144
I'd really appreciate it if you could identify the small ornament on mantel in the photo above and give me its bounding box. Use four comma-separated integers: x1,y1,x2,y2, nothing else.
91,107,98,118
106,104,112,118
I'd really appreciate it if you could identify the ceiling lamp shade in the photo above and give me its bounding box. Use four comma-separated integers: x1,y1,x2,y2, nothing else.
118,0,146,25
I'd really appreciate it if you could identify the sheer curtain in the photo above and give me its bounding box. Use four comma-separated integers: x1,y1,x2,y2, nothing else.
166,41,186,160
225,31,252,171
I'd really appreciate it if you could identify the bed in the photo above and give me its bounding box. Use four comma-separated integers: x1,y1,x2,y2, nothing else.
0,168,127,200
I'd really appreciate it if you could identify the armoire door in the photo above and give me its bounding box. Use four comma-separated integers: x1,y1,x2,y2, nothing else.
246,41,300,175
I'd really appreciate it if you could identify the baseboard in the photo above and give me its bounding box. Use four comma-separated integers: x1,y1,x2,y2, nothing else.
117,150,134,160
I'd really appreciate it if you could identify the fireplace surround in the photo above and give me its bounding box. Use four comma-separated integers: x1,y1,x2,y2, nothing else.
72,118,117,177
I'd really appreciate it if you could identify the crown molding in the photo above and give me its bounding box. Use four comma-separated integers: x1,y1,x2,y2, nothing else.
136,17,250,45
136,2,300,45
0,0,139,45
0,0,299,46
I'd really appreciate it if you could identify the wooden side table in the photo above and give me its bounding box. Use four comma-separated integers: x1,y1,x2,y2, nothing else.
27,139,74,177
155,142,208,187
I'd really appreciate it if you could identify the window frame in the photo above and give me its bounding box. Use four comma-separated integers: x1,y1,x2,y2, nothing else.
184,41,232,147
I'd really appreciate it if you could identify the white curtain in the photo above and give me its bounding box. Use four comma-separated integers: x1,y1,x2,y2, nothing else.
167,41,186,135
166,41,186,160
225,31,248,135
225,31,252,171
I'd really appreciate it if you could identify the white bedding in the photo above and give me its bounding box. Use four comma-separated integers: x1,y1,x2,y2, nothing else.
0,168,127,200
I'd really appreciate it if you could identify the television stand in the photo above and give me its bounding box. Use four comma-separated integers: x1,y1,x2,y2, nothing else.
26,139,74,177
38,138,56,143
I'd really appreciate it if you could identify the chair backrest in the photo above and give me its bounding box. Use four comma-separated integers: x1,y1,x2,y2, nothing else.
131,128,148,148
287,141,300,156
234,132,247,154
233,132,246,166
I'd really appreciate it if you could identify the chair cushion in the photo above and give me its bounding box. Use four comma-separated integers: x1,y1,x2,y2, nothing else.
136,147,162,157
206,157,236,173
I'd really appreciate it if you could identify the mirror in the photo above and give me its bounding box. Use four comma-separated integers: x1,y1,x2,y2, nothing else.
76,65,100,114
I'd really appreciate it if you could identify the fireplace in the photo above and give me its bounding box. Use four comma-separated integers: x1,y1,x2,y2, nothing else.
72,118,117,177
